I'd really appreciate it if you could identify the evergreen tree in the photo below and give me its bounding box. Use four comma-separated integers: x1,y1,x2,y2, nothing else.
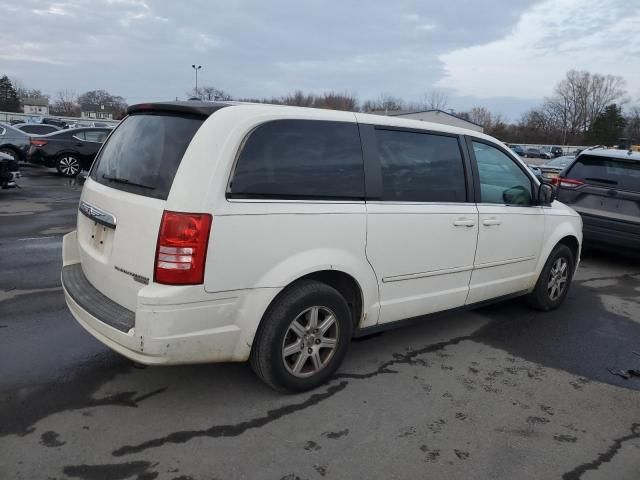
0,76,21,112
587,104,626,146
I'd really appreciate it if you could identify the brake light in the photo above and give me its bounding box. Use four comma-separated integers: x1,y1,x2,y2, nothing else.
30,138,48,147
154,211,212,285
552,177,584,188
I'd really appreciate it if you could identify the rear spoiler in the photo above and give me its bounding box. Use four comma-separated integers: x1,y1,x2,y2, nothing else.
127,101,229,117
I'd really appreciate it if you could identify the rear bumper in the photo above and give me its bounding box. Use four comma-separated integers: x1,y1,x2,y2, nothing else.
583,223,640,250
27,148,50,166
62,231,274,365
581,215,640,250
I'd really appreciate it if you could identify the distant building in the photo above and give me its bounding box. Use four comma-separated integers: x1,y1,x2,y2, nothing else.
22,97,49,116
371,109,484,133
81,104,115,120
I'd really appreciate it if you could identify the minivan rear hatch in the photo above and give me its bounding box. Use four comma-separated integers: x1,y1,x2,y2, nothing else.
77,102,225,310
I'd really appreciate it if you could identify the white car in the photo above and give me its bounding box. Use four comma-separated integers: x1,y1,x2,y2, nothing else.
62,101,582,392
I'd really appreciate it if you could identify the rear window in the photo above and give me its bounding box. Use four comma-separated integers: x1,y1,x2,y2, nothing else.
228,119,365,199
566,154,640,192
91,114,203,200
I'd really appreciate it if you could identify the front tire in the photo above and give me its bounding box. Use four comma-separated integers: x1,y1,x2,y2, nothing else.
250,280,352,392
525,244,574,311
56,155,81,177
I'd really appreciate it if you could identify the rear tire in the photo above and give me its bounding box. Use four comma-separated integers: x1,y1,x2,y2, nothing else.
525,244,574,311
0,148,17,161
250,280,352,392
56,155,81,177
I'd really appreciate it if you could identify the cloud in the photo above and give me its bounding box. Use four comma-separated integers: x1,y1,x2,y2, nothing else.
437,0,640,99
3,0,637,118
0,42,65,65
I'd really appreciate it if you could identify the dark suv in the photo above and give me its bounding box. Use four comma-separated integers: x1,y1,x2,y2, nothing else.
554,148,640,249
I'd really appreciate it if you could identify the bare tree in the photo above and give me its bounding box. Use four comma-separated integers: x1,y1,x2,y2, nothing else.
187,86,232,101
545,70,626,141
466,106,493,127
317,91,359,111
16,88,47,100
361,94,404,113
50,90,79,116
282,90,315,107
422,89,449,110
625,106,640,144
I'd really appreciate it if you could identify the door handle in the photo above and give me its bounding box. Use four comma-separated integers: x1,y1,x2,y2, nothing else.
453,218,476,227
482,217,502,226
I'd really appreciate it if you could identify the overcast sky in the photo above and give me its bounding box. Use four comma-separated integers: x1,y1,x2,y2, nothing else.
1,0,639,120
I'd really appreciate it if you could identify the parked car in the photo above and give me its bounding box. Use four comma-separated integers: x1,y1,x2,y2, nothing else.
524,147,541,158
539,155,575,179
0,121,31,162
510,145,526,156
527,164,543,179
61,101,582,392
41,117,69,129
540,147,553,160
540,146,564,159
554,148,639,250
14,123,61,135
27,127,111,177
551,146,563,157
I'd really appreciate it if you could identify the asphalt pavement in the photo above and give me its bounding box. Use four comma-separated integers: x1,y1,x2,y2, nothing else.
1,166,639,480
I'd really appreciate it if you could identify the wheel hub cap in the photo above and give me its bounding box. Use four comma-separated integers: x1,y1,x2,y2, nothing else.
282,306,339,378
547,257,569,301
60,157,79,175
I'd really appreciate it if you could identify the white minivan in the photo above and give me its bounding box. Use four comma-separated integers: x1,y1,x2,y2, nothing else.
62,101,582,391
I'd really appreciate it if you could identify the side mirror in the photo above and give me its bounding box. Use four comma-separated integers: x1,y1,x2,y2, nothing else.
503,185,531,205
538,182,555,205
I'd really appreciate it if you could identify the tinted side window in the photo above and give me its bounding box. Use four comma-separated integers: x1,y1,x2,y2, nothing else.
566,154,640,192
374,129,466,202
73,131,86,141
472,141,533,205
229,120,364,199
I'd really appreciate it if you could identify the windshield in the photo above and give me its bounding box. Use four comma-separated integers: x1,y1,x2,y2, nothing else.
90,114,204,200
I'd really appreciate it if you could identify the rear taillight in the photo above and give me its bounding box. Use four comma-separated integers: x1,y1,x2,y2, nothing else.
30,138,48,147
552,177,584,188
154,211,212,285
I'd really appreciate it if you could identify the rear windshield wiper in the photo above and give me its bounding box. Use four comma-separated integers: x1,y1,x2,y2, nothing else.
102,174,155,190
584,177,618,185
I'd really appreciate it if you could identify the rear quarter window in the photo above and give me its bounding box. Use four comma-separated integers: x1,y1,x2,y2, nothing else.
90,114,204,200
228,119,365,199
567,154,640,192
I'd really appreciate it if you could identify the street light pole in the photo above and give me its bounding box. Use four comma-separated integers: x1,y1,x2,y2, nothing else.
191,64,202,96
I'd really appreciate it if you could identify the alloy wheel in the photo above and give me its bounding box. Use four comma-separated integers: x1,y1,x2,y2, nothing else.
282,306,339,378
58,156,80,176
547,257,569,301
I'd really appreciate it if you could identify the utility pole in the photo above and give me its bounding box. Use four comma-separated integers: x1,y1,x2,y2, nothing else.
191,64,202,96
